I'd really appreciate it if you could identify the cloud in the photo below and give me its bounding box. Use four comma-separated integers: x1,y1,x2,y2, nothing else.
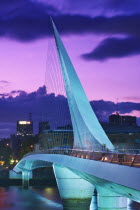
0,0,58,16
0,80,10,84
118,102,140,114
90,100,140,122
0,86,70,129
0,87,140,138
0,93,9,97
0,0,59,41
0,122,16,139
123,96,140,102
0,0,140,42
0,80,11,91
82,37,140,60
39,0,140,16
0,90,25,98
10,90,25,94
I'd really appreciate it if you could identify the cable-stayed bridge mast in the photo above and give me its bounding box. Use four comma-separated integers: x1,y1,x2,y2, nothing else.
51,19,114,151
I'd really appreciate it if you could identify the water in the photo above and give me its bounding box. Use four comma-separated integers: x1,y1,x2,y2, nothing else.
0,186,139,210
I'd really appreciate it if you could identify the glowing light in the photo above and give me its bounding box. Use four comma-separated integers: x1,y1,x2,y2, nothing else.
10,159,14,164
45,187,53,195
6,143,9,146
104,157,108,161
0,161,4,165
19,121,31,125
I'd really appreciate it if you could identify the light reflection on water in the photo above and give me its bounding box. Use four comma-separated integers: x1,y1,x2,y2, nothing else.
0,186,139,210
0,186,62,210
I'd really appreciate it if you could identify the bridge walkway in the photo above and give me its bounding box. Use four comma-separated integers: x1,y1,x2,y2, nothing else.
24,149,140,168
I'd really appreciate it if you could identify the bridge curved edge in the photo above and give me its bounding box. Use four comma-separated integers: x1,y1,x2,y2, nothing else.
14,154,140,193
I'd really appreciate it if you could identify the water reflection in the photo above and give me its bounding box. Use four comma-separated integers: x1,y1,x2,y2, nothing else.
0,186,139,210
0,186,62,210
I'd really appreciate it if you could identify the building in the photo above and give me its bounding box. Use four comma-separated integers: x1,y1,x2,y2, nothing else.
101,113,140,149
57,124,73,130
39,121,50,134
39,129,73,149
10,134,22,158
17,121,33,136
101,123,140,134
109,113,136,126
108,133,140,150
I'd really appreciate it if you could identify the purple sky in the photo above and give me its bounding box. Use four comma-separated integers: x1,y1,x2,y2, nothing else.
0,0,140,137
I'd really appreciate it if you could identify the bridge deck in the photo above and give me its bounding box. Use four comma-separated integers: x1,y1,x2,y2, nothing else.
24,149,140,168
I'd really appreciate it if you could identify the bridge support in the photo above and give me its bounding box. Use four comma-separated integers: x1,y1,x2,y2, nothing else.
53,163,94,210
21,160,33,189
97,186,127,209
22,170,30,189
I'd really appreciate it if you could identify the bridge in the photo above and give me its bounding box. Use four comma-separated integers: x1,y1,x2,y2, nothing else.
14,19,140,209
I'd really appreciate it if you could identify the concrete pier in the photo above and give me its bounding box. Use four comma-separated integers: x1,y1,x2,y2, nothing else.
21,160,33,189
97,186,127,209
53,163,94,210
22,170,30,189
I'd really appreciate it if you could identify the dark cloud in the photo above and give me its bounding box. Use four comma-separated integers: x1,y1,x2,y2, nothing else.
0,0,140,42
103,0,140,14
119,102,140,114
44,0,140,16
36,86,47,96
0,90,26,98
58,14,140,38
67,0,140,15
82,37,140,60
0,86,140,137
0,0,59,41
0,0,58,16
0,122,15,139
0,86,71,135
90,100,140,122
0,93,9,97
10,90,26,95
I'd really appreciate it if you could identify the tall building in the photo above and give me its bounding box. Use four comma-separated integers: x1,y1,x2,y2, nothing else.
39,121,50,134
17,121,33,136
109,113,136,126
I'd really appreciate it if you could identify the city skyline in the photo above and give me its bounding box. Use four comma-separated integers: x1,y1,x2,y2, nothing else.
0,85,140,138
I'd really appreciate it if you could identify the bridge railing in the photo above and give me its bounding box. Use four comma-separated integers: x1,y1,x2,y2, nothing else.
23,149,140,168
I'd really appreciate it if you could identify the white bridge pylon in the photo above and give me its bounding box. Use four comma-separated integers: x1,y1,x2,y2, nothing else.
51,19,114,150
